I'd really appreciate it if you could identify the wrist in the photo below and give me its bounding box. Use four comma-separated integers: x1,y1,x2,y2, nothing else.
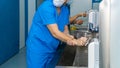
73,20,77,24
77,14,82,17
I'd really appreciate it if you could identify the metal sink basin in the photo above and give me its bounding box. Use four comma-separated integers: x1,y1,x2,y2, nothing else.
70,30,92,39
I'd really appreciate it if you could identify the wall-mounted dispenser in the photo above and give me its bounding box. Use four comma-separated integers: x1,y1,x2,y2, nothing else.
88,10,99,33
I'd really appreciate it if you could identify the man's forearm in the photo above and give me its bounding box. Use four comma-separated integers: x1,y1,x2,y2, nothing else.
69,14,83,24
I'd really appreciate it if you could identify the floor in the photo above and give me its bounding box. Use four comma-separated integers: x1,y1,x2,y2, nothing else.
0,47,26,68
0,47,87,68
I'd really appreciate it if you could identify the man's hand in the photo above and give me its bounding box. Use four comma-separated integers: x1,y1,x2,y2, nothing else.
76,37,88,46
77,12,87,17
82,12,87,17
66,37,88,46
66,34,77,46
75,19,83,25
67,39,77,46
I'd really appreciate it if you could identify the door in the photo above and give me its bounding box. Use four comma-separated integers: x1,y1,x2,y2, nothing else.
0,0,19,64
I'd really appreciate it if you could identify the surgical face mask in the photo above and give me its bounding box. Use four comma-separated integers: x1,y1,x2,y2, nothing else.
53,0,65,7
67,0,73,5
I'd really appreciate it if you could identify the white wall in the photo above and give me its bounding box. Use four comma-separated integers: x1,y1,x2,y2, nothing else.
19,0,36,49
99,0,120,68
19,0,25,49
110,0,120,68
28,0,36,32
70,0,92,16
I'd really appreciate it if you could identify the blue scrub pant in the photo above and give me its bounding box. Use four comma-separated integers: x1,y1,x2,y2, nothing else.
26,43,66,68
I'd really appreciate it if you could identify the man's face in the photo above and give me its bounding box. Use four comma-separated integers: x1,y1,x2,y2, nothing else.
65,0,67,2
64,0,67,4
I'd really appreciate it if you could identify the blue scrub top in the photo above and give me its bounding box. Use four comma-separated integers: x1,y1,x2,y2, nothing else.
26,0,70,53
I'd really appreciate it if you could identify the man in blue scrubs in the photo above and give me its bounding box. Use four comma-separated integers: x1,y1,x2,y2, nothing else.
26,0,87,68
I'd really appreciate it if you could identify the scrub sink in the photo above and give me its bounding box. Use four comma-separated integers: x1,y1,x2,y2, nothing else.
57,29,92,67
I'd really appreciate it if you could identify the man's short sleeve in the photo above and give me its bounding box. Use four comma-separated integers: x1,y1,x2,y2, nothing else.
39,6,56,25
65,6,70,25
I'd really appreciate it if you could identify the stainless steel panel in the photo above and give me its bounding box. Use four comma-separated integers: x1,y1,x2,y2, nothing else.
99,0,110,68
